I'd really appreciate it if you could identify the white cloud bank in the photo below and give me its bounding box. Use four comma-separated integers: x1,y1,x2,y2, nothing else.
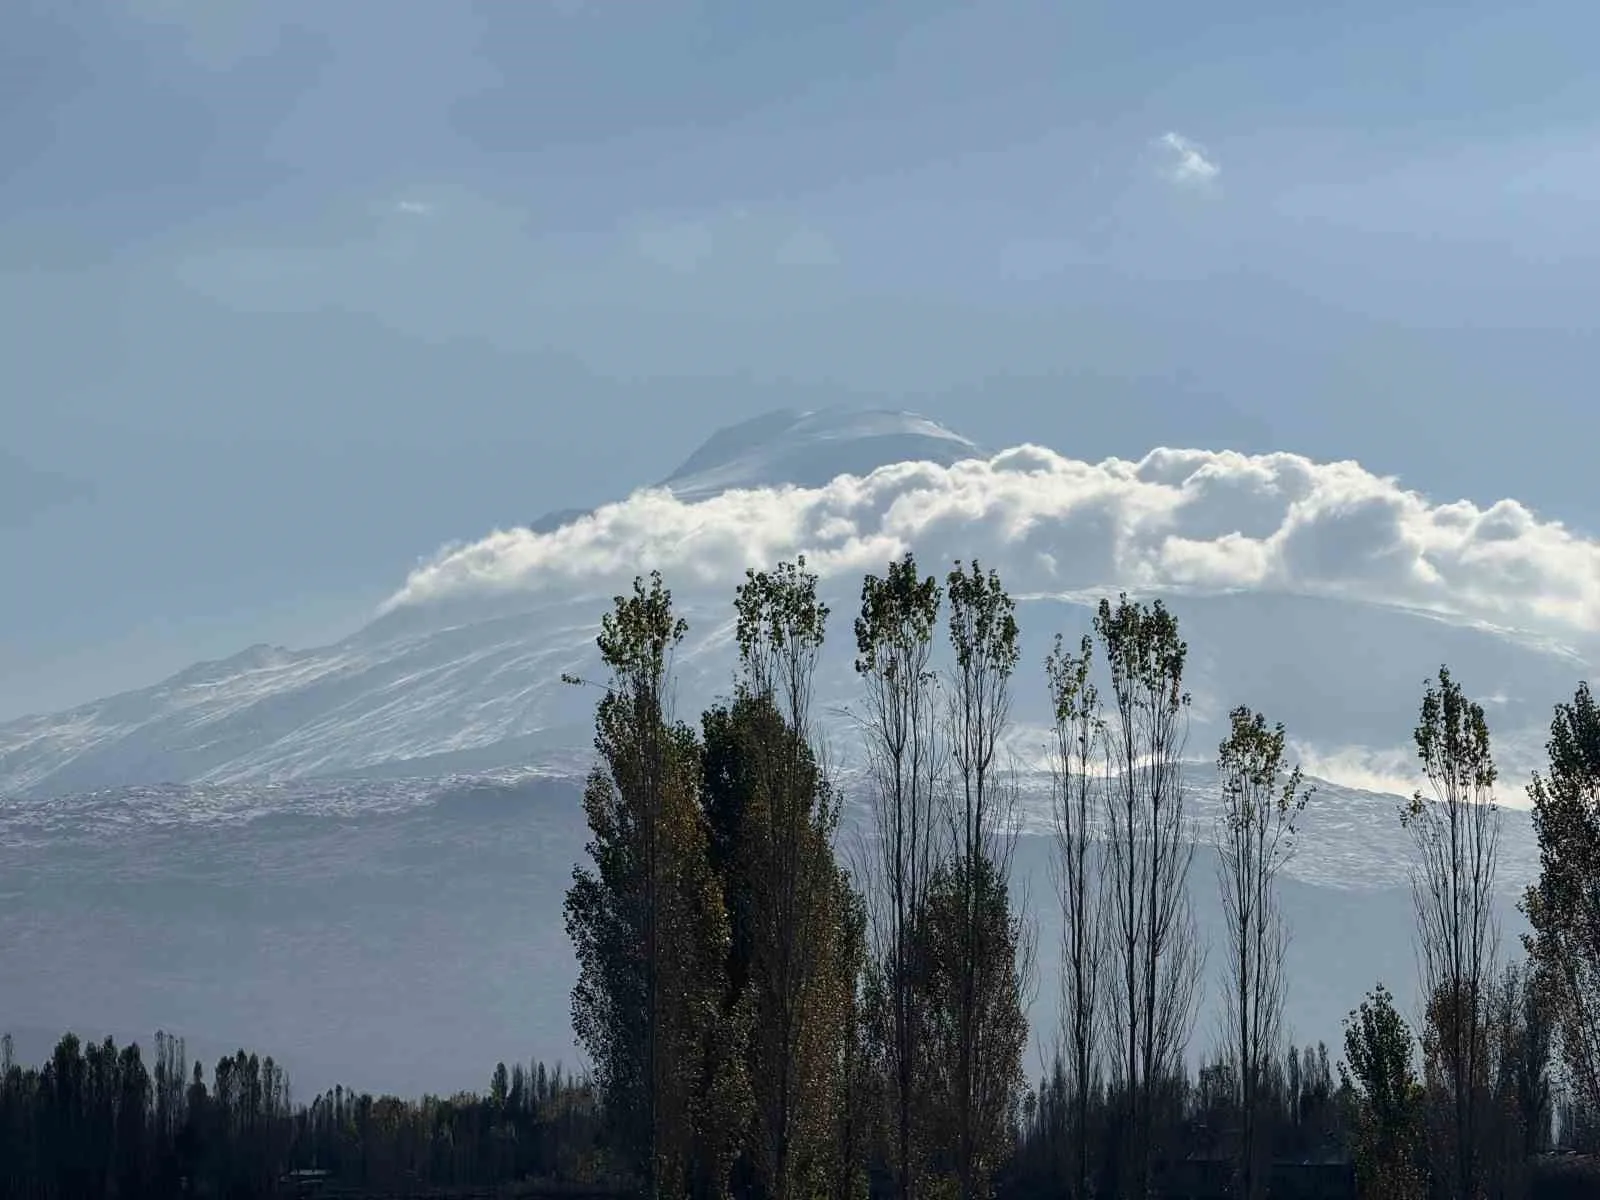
1157,131,1220,188
384,446,1600,642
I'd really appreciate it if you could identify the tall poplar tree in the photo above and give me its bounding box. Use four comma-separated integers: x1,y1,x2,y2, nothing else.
1403,665,1501,1200
1341,983,1427,1200
1215,706,1311,1200
1095,593,1202,1196
922,559,1028,1199
1045,632,1105,1200
564,572,740,1199
723,557,854,1199
854,553,943,1200
1523,682,1600,1115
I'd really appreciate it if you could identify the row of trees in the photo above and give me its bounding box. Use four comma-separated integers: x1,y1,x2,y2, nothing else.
563,553,1600,1199
1009,1037,1343,1195
1334,672,1600,1200
0,1030,602,1198
559,555,1267,1197
8,554,1600,1198
561,557,1034,1200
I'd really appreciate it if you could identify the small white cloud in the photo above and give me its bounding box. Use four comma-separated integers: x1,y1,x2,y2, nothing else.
1156,131,1220,189
394,200,435,217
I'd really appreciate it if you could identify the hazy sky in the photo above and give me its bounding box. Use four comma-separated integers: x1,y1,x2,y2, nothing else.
4,0,1599,720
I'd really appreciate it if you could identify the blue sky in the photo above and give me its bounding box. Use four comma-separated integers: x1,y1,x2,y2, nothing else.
4,0,1599,719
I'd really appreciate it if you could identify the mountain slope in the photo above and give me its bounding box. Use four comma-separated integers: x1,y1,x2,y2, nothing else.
3,407,1593,799
522,407,980,532
2,406,1588,1099
0,767,1536,1097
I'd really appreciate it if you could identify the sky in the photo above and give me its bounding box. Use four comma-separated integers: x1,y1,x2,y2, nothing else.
4,0,1600,721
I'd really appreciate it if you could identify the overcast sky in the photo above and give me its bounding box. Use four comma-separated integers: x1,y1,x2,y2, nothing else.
4,0,1599,719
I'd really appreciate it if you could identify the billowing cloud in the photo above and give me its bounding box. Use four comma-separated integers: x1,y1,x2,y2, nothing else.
383,445,1600,641
1157,131,1220,189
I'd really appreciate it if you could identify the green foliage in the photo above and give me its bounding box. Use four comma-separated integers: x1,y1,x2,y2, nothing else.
853,552,942,683
3,1032,605,1198
564,572,740,1197
829,869,878,1200
1217,706,1311,837
1043,631,1103,1200
946,559,1019,682
1044,633,1097,736
1404,664,1498,826
1523,681,1600,1114
735,554,830,715
854,551,945,1200
1401,665,1502,1200
1340,984,1427,1200
913,855,1030,1198
725,560,851,1197
1092,592,1201,1198
40,562,1600,1200
1480,961,1556,1198
936,559,1027,1200
1215,705,1313,1200
1093,592,1189,717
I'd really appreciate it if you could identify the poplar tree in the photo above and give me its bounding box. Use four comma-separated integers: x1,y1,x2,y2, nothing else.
1045,632,1105,1200
1095,594,1202,1196
921,560,1028,1198
1341,983,1427,1200
564,572,739,1198
1215,705,1311,1200
854,553,943,1200
1523,682,1600,1114
723,557,853,1199
1403,666,1501,1200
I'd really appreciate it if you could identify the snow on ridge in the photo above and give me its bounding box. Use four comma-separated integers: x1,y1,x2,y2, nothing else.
0,760,1536,897
660,407,980,500
5,407,1594,805
1,583,1585,806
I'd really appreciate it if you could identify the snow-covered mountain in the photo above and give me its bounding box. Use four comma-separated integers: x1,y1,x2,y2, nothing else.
3,405,1591,1095
656,406,981,500
2,407,1590,802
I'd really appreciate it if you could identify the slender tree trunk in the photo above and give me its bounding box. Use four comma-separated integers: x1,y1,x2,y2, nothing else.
1095,595,1201,1198
1216,706,1308,1200
855,554,943,1200
941,561,1022,1200
1047,635,1106,1200
1405,666,1501,1200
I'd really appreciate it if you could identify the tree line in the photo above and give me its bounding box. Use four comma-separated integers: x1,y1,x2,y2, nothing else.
560,555,1600,1200
6,552,1600,1198
0,1030,603,1198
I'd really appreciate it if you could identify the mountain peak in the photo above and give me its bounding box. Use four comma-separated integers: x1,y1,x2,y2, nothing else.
659,407,980,500
526,408,978,535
